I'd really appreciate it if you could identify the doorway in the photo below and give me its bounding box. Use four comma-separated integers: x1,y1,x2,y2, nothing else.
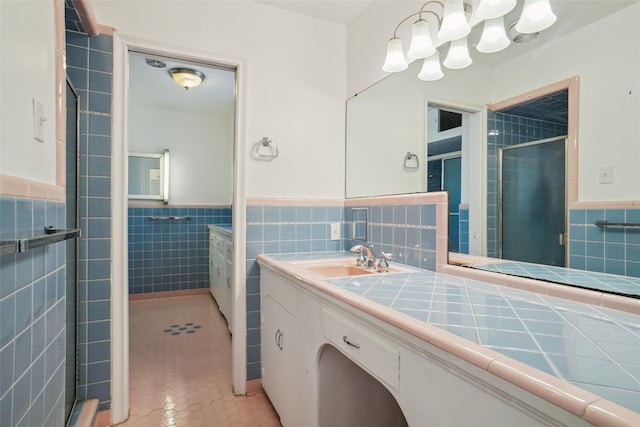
426,105,470,253
499,137,567,266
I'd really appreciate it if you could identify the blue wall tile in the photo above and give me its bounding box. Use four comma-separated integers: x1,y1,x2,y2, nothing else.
569,208,640,278
127,206,230,294
0,198,66,427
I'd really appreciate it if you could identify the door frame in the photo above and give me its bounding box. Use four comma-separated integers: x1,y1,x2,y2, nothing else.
111,32,248,424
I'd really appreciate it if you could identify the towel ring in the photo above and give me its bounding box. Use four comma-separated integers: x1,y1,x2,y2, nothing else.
254,137,279,160
403,152,419,170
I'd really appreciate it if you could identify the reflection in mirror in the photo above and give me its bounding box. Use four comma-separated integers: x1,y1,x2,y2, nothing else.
128,150,170,203
345,1,640,296
352,208,368,241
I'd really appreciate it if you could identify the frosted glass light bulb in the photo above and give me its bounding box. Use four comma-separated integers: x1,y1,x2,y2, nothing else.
407,19,436,60
443,37,472,69
516,0,557,34
382,38,408,72
476,0,517,19
418,51,444,81
477,16,510,53
437,0,471,42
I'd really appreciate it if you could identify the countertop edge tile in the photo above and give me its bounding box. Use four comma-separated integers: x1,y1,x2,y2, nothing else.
584,399,640,427
488,357,599,418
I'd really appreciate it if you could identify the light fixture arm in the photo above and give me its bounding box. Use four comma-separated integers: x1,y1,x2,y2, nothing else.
391,1,444,38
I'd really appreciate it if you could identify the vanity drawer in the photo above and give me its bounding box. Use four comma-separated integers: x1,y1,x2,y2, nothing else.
322,308,400,391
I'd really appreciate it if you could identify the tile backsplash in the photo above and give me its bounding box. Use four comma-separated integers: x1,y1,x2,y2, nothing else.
245,193,447,382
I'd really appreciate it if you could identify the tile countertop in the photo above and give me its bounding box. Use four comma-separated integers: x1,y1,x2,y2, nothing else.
208,224,232,234
453,255,640,298
261,252,640,426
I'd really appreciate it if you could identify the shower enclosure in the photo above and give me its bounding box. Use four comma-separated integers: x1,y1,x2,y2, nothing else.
499,136,567,267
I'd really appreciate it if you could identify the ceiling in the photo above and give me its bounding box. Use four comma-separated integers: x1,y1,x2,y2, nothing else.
128,53,236,115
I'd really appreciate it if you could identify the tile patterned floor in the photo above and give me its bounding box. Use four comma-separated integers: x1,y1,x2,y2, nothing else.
117,294,281,427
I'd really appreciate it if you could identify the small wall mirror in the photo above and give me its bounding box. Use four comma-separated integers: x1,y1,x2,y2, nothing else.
128,150,170,203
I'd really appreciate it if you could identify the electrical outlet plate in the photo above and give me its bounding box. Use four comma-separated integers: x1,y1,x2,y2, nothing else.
330,223,341,240
33,98,45,143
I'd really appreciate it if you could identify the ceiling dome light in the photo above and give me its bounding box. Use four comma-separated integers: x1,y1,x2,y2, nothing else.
407,19,437,60
438,0,471,42
382,38,409,72
477,16,510,53
168,68,205,90
443,37,472,69
418,51,444,81
516,0,556,34
476,0,516,20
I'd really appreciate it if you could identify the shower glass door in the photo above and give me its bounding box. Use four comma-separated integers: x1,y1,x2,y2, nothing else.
500,137,566,266
65,79,79,420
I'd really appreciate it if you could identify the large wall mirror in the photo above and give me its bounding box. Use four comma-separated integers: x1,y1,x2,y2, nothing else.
346,1,640,297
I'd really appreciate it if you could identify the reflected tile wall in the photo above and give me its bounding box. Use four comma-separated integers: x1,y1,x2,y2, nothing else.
0,197,66,427
459,207,469,254
569,208,640,278
128,206,231,294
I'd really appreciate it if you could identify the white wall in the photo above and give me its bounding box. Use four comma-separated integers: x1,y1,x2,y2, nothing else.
129,105,233,204
0,0,57,183
91,0,346,199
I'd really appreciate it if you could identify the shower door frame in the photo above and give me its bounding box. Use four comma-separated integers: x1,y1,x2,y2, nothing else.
497,135,568,266
65,76,81,422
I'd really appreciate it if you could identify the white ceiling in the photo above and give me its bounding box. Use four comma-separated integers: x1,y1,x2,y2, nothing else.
255,0,373,25
128,52,236,115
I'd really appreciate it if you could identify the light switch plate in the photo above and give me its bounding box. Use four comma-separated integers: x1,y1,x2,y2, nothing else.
599,165,613,184
33,98,45,142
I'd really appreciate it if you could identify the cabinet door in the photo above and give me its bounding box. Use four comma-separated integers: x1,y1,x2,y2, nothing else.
209,236,216,296
261,295,307,427
225,242,233,332
216,248,228,318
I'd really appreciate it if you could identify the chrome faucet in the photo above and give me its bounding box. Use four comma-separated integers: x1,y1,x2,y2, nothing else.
349,243,375,268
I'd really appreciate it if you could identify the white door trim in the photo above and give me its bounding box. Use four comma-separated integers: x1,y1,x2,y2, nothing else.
110,31,248,425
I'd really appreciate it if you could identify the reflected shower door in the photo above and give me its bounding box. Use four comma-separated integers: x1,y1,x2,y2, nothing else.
500,138,566,266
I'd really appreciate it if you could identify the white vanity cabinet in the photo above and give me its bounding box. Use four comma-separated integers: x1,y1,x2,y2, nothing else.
208,226,232,331
258,258,591,427
260,270,308,427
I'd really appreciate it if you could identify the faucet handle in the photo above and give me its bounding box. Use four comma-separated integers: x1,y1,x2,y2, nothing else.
376,252,392,272
379,252,392,260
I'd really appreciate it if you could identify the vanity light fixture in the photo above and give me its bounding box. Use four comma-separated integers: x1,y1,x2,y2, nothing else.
382,0,556,81
168,68,205,90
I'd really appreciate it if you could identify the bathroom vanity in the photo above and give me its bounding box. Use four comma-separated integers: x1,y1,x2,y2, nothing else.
209,224,233,331
257,254,640,427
